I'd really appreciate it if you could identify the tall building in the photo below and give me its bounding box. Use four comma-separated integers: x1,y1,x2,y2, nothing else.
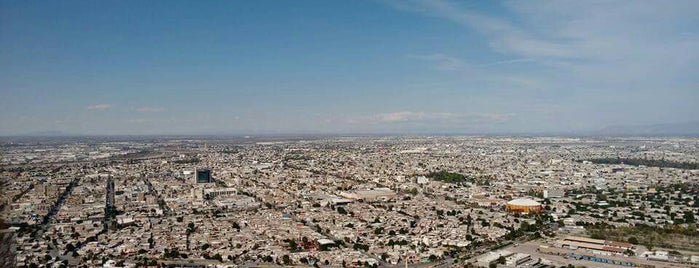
0,229,16,268
195,168,212,183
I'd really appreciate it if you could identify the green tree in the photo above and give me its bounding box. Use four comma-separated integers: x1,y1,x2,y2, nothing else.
684,211,695,223
187,222,196,234
628,237,639,245
213,253,223,262
282,255,292,265
288,239,297,251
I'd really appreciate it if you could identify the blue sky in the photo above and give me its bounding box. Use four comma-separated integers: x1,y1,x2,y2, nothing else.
1,0,697,135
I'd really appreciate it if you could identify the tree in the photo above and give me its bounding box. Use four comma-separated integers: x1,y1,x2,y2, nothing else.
213,253,223,262
282,254,292,265
288,239,297,251
187,222,196,234
628,237,639,245
374,227,384,235
684,211,695,223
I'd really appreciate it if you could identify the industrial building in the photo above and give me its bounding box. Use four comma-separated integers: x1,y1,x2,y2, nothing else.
556,236,635,254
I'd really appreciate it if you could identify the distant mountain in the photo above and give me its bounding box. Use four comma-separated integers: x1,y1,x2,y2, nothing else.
595,121,699,136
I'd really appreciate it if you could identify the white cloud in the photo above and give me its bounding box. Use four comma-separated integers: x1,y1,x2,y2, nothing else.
86,104,112,111
135,107,165,113
372,111,428,122
385,0,699,128
352,111,511,124
385,0,699,68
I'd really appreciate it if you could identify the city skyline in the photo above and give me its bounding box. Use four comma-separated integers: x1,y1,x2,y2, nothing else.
1,0,698,135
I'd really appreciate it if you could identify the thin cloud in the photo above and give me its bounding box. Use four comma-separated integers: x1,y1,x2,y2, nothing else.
86,104,112,111
384,0,699,63
408,53,463,71
385,0,699,130
125,118,151,123
481,58,534,67
383,0,583,59
135,107,165,113
351,111,511,124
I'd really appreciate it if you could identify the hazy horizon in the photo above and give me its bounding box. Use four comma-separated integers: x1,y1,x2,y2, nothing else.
1,1,698,135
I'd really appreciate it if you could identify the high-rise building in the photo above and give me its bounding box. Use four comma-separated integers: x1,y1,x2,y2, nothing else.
195,168,212,183
0,229,16,268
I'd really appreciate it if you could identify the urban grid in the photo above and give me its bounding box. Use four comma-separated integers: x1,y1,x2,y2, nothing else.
1,136,697,267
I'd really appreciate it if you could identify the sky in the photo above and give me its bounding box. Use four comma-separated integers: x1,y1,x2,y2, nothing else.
1,0,697,135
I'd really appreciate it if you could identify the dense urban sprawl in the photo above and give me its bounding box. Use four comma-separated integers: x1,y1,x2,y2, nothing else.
1,136,697,268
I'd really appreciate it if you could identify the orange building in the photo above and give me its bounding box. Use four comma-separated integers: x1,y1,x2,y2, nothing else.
506,198,543,214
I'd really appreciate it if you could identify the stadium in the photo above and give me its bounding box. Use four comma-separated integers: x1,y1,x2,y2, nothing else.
506,198,543,214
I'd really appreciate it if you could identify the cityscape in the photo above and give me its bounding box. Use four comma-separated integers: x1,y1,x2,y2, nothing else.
1,0,698,267
1,136,697,267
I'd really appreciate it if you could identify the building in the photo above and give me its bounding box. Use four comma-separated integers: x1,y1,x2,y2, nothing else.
556,236,635,254
416,176,429,184
203,187,238,199
0,229,16,268
506,198,543,214
476,250,513,267
505,253,532,266
339,188,396,202
543,188,564,198
195,168,212,183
